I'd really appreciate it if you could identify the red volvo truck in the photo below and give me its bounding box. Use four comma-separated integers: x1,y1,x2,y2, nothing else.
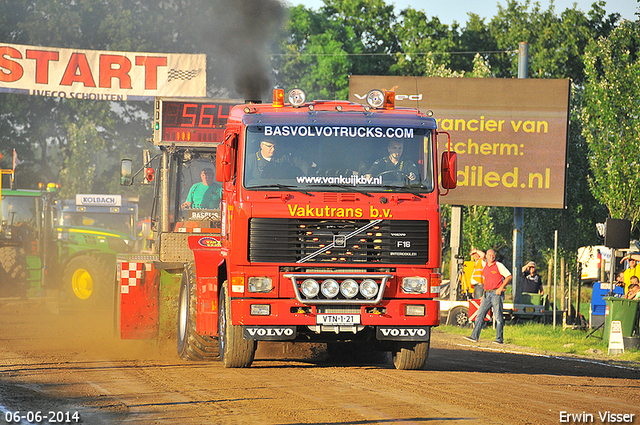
119,89,457,370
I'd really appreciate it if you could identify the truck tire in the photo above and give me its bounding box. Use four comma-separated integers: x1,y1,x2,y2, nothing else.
64,256,114,306
0,246,28,297
447,306,470,327
392,329,430,370
177,265,219,360
218,284,256,368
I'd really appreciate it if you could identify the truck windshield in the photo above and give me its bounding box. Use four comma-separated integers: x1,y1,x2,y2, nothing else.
175,154,222,221
243,125,435,193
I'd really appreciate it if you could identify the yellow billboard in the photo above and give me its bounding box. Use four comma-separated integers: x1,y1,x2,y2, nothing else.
349,76,570,209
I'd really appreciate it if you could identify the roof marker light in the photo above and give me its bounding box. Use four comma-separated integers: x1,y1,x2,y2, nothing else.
288,88,306,107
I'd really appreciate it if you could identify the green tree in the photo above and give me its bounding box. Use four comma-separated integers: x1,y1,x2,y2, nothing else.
582,20,640,229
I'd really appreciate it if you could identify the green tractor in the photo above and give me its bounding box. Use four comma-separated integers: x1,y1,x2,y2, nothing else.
0,185,55,297
54,195,138,305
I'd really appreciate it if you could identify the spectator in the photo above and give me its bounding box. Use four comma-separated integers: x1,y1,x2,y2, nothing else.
626,278,640,300
620,253,640,294
470,248,485,299
464,249,512,344
521,261,544,294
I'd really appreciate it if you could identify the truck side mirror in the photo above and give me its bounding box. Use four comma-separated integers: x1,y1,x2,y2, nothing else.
121,159,133,186
441,151,457,190
216,144,232,182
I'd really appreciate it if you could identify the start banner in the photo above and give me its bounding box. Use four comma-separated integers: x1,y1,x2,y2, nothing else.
0,43,206,101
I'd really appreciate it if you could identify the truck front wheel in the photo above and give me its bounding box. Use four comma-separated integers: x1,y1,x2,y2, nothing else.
218,284,256,368
177,264,219,360
392,328,430,370
64,256,113,306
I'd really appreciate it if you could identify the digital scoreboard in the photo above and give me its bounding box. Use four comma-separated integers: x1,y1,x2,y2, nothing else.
153,98,240,145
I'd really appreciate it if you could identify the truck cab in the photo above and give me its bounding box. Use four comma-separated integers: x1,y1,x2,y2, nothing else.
119,90,456,370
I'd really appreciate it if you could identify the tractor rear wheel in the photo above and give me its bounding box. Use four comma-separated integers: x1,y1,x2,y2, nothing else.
64,256,114,307
0,246,28,297
177,264,219,360
218,284,255,368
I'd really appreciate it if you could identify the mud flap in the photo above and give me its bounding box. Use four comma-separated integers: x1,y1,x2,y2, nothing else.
120,261,159,339
376,326,431,341
243,326,297,340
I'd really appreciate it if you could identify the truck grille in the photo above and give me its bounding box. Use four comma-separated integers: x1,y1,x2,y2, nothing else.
249,218,428,264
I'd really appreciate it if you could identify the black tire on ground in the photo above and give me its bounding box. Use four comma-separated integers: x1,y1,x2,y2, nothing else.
392,328,431,370
448,306,470,327
177,264,219,361
0,246,28,297
218,284,256,368
63,255,114,306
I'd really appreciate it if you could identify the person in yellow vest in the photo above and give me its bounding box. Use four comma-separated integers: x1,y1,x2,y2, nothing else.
620,253,640,294
470,248,485,299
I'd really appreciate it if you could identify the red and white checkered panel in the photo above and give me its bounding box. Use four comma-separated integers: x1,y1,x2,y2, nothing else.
120,262,144,294
469,298,493,322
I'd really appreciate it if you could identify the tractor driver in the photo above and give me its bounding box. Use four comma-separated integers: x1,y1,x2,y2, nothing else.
181,168,221,209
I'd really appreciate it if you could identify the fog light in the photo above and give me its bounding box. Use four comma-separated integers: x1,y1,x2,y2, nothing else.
321,279,340,298
405,304,425,316
300,279,319,298
402,277,428,294
366,89,385,108
248,277,273,293
340,279,359,299
288,88,306,106
360,279,378,299
250,304,271,315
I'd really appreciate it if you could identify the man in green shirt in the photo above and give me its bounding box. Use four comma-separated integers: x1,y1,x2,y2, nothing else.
181,168,221,209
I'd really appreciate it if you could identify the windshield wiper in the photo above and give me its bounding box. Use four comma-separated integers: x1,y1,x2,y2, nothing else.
307,184,373,197
248,184,312,196
378,185,425,198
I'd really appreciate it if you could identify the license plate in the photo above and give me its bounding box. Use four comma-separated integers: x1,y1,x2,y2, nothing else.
316,314,361,326
524,307,535,313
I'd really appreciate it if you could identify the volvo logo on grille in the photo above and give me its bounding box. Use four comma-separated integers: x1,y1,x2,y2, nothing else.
333,235,346,248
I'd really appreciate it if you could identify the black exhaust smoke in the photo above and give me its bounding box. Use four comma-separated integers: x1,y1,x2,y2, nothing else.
207,0,287,102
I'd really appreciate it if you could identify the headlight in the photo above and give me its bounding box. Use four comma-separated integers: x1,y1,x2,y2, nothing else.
340,279,359,299
401,277,428,294
300,279,319,298
360,279,379,299
248,277,273,293
321,279,340,298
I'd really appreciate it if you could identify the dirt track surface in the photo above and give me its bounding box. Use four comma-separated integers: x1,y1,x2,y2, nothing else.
0,298,639,425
